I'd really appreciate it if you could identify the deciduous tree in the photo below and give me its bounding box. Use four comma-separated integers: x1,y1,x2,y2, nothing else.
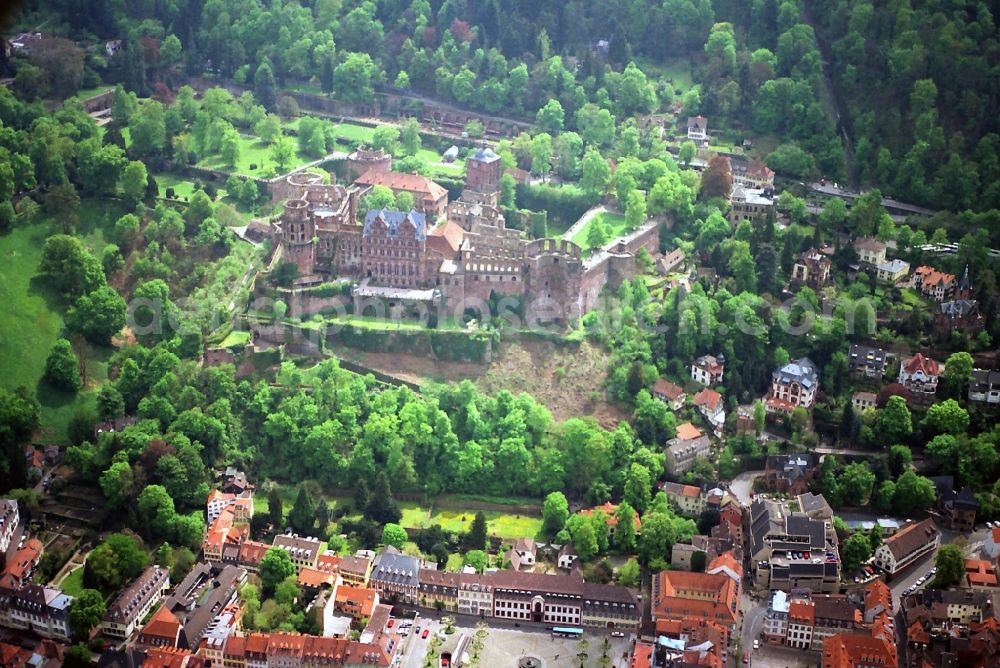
43,339,81,392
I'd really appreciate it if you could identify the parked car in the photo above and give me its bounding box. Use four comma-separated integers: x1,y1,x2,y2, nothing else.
753,640,759,650
388,619,395,628
422,629,430,639
610,631,624,638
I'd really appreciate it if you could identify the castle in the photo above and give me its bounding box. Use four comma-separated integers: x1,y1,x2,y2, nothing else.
269,144,660,321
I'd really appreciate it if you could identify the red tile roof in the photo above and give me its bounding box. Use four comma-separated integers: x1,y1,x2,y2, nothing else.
651,570,738,626
239,540,270,567
707,551,743,579
746,161,774,181
0,642,32,667
298,567,336,588
789,600,815,625
426,221,464,257
903,353,940,377
335,584,379,617
915,265,955,288
864,579,891,613
316,553,343,573
676,422,704,440
1,538,42,586
630,642,655,668
579,502,642,532
965,559,998,587
355,170,447,203
693,388,722,413
653,379,685,401
140,606,183,647
142,647,206,668
822,632,897,668
883,519,938,561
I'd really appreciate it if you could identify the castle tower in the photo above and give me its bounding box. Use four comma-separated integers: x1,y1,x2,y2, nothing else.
281,199,316,275
347,146,392,182
465,143,502,195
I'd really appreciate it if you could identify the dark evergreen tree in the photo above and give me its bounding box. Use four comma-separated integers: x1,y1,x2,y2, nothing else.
354,478,370,512
254,60,278,111
315,501,329,533
365,471,401,525
288,484,316,534
464,511,487,551
268,487,283,527
320,55,334,94
0,388,38,493
840,402,857,441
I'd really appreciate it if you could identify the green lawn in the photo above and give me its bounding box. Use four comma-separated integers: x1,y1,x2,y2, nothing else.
329,122,377,143
399,503,543,540
218,330,252,348
197,133,316,177
0,202,125,442
75,86,114,101
324,314,464,331
155,172,230,202
59,567,86,597
635,57,694,93
900,288,928,308
415,147,465,177
569,212,632,251
445,553,465,572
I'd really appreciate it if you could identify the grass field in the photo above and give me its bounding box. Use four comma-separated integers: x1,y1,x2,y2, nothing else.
399,502,543,540
0,201,126,442
324,314,464,331
197,133,316,177
568,212,631,250
329,122,377,143
58,567,86,597
75,86,114,101
218,330,252,348
154,172,230,202
635,57,694,93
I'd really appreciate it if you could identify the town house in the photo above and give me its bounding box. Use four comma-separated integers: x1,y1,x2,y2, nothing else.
765,357,819,413
872,519,939,576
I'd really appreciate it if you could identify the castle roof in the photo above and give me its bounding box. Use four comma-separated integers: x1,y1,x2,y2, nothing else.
426,220,464,257
471,146,500,163
363,209,427,241
355,170,447,203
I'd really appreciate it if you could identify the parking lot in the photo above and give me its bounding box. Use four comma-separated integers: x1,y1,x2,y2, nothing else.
480,628,633,668
746,642,818,668
398,616,634,668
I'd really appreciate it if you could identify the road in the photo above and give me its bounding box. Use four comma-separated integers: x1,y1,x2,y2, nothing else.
739,596,766,654
729,470,763,506
400,613,440,668
885,551,937,612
